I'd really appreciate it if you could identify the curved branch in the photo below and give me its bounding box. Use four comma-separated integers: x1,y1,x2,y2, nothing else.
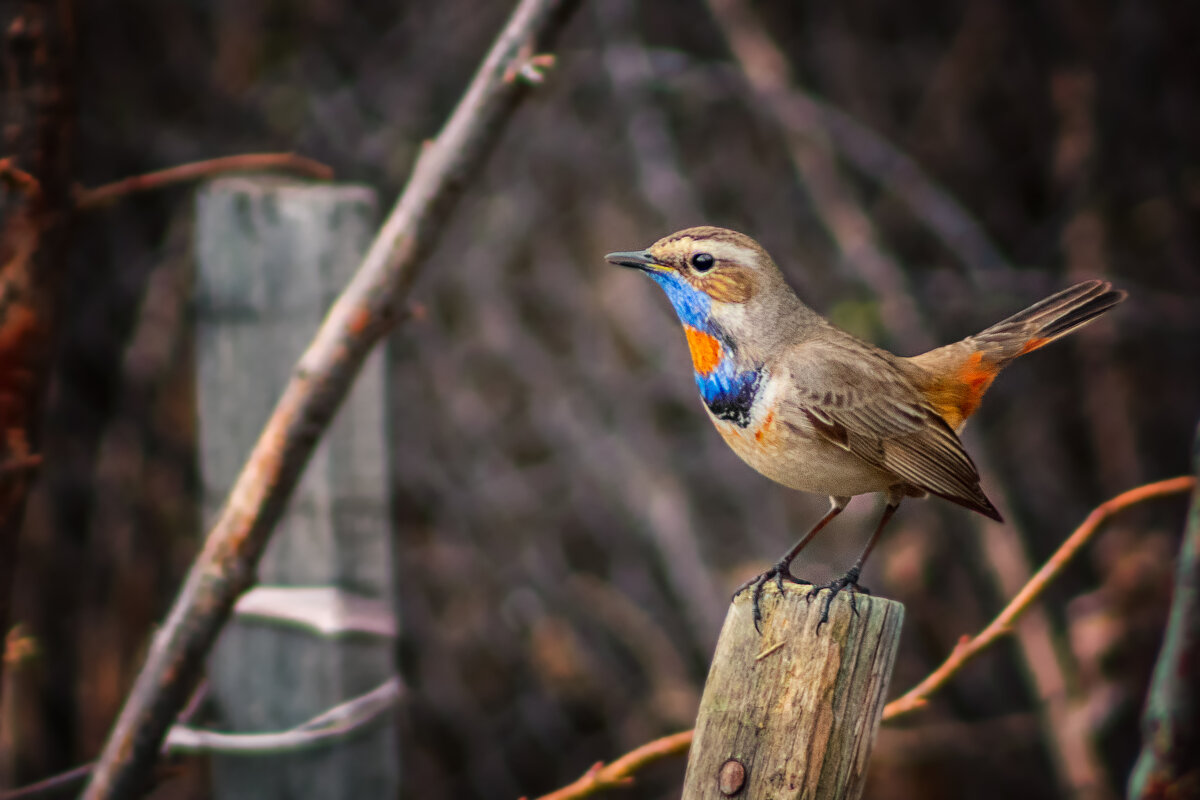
0,764,94,800
74,153,333,210
882,475,1196,720
164,677,402,754
523,731,693,800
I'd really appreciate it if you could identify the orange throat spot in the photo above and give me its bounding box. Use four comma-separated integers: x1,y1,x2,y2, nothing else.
683,325,723,375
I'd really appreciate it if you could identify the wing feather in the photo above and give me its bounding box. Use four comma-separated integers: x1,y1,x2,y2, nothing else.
783,336,1001,520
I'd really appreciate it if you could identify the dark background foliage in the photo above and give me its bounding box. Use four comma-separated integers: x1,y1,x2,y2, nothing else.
4,1,1199,798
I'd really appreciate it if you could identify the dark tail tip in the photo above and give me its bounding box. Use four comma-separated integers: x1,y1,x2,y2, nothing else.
1038,283,1127,340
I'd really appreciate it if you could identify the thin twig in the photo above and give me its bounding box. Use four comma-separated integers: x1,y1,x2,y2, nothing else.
79,2,580,798
522,731,693,800
74,153,333,210
0,763,94,800
164,677,402,754
0,677,206,800
882,475,1196,720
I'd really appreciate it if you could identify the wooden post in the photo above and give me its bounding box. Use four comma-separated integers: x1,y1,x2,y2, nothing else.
682,584,904,800
195,176,398,799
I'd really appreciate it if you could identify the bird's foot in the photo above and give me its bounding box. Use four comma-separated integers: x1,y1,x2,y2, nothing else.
806,567,870,631
734,562,812,633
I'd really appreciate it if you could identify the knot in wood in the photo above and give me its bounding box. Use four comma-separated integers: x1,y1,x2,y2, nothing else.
717,758,746,796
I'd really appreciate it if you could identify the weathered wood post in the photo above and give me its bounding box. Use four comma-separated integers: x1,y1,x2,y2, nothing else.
194,176,399,799
682,584,904,800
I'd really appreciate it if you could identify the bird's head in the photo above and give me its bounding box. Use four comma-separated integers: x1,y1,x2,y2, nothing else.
605,226,795,335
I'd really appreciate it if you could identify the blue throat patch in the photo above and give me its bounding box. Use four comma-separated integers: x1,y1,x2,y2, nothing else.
697,361,763,427
647,270,710,328
646,270,762,427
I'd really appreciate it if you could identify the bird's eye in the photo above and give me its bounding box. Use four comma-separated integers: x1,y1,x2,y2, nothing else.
690,253,715,272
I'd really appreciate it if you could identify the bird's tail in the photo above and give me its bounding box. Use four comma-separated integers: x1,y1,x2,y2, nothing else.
908,280,1126,430
968,279,1127,365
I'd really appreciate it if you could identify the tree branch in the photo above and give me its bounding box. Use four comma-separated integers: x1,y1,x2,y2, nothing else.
164,677,402,754
882,475,1195,721
73,153,333,210
522,731,694,800
0,763,94,800
79,2,581,797
0,681,208,800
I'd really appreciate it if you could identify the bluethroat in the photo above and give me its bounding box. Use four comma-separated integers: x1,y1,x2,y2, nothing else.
606,226,1126,630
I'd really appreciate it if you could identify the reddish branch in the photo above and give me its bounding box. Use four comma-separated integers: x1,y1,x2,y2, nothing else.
74,152,334,210
517,476,1195,800
79,1,581,798
0,763,92,800
524,731,694,800
882,475,1195,720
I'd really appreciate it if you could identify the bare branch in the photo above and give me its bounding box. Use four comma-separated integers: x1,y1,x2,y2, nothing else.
74,153,334,210
522,731,693,800
883,475,1196,720
164,677,402,754
0,763,94,800
79,2,581,797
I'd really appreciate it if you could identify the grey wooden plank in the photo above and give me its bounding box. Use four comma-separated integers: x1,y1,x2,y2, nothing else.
195,176,397,799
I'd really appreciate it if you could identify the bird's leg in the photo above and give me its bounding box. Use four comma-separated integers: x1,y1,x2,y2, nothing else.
736,497,848,632
808,500,901,629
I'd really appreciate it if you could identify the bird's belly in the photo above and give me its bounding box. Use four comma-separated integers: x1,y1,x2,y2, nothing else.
712,409,895,498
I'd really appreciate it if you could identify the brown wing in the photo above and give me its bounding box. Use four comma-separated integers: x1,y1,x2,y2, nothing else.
782,337,1002,520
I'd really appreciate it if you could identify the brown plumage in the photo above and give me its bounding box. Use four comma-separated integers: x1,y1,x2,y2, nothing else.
606,227,1127,628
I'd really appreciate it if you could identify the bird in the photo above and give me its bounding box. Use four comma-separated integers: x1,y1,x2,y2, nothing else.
605,226,1126,630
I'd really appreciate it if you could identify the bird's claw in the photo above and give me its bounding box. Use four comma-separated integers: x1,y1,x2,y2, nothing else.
734,562,811,633
806,567,869,631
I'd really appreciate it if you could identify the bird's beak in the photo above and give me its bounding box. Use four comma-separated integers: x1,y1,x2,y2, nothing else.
605,250,661,271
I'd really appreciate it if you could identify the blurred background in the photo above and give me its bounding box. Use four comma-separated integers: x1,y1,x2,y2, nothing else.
3,0,1200,798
